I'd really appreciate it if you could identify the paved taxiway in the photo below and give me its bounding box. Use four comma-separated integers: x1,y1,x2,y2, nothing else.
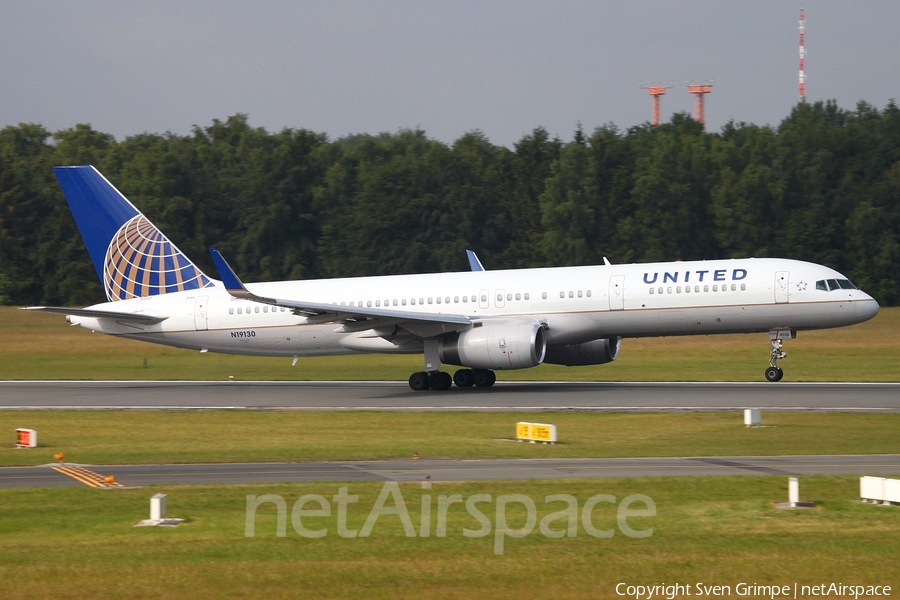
2,455,899,489
1,381,899,411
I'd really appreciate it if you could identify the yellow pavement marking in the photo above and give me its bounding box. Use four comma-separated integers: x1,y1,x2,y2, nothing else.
52,466,123,488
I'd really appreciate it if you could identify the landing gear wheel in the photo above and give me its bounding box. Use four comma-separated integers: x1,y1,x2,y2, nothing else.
473,369,496,388
429,371,452,391
453,369,475,388
409,371,430,391
766,334,788,382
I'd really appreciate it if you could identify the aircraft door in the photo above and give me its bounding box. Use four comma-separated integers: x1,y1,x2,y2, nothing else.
479,289,490,310
193,295,209,331
609,275,625,311
774,271,790,304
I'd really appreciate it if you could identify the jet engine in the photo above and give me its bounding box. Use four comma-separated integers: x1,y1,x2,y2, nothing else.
439,321,546,370
543,337,622,366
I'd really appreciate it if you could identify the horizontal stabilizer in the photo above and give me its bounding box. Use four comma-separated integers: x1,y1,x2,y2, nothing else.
22,306,168,325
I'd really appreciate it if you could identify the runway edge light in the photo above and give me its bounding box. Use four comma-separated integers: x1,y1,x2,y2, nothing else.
15,428,37,448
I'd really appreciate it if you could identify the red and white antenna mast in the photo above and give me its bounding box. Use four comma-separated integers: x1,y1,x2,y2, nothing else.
641,84,671,126
799,8,806,102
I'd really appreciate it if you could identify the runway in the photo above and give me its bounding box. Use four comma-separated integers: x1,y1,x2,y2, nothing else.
1,380,899,411
2,455,899,489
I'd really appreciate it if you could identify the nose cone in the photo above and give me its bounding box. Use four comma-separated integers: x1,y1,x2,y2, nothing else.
855,294,880,322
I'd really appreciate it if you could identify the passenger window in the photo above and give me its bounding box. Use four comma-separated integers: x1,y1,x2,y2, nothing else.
263,306,268,313
704,285,709,292
420,298,425,304
505,293,511,301
658,287,663,294
542,292,547,299
685,286,691,293
586,290,591,297
731,284,736,291
445,297,450,303
462,296,467,303
401,299,407,306
694,285,699,293
436,297,441,304
367,301,372,307
229,308,234,315
649,288,655,295
411,299,416,305
560,292,565,299
375,300,381,307
577,291,583,298
480,295,486,303
454,296,459,303
255,306,260,313
740,284,746,291
568,291,574,298
428,298,433,304
712,285,718,292
524,293,530,300
515,293,521,301
496,294,502,302
667,287,673,294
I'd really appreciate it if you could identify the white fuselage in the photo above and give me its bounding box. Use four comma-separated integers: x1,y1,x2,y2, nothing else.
69,257,879,360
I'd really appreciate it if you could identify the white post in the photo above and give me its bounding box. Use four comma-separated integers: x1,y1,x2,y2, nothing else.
151,494,167,521
744,409,761,427
788,477,799,507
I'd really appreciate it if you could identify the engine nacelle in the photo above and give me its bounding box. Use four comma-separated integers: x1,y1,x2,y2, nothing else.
439,321,547,370
543,337,622,366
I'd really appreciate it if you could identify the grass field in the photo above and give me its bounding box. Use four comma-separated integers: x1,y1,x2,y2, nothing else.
2,411,898,467
1,306,898,381
1,476,898,599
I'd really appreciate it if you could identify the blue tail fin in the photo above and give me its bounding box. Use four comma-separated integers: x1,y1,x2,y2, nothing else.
54,165,213,301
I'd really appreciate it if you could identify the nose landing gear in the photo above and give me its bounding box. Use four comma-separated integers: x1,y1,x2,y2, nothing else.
765,330,794,382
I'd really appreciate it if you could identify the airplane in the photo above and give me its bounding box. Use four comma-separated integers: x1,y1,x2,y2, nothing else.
27,165,880,390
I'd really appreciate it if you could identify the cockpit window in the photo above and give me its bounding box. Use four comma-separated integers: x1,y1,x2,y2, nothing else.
816,279,857,292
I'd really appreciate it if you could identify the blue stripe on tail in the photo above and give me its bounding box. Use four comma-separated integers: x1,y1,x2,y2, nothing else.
54,165,213,301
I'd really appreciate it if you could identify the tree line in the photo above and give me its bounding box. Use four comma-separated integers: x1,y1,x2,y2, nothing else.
1,100,898,307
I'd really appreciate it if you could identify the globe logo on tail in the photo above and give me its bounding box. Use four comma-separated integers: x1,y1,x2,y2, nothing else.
104,215,211,301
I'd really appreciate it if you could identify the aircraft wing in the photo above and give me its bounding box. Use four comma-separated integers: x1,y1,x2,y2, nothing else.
22,306,168,325
209,249,473,334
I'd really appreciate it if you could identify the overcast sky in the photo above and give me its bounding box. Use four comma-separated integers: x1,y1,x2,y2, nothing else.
2,1,898,147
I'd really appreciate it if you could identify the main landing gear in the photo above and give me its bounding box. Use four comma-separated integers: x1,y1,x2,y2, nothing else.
764,330,791,382
408,369,496,391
